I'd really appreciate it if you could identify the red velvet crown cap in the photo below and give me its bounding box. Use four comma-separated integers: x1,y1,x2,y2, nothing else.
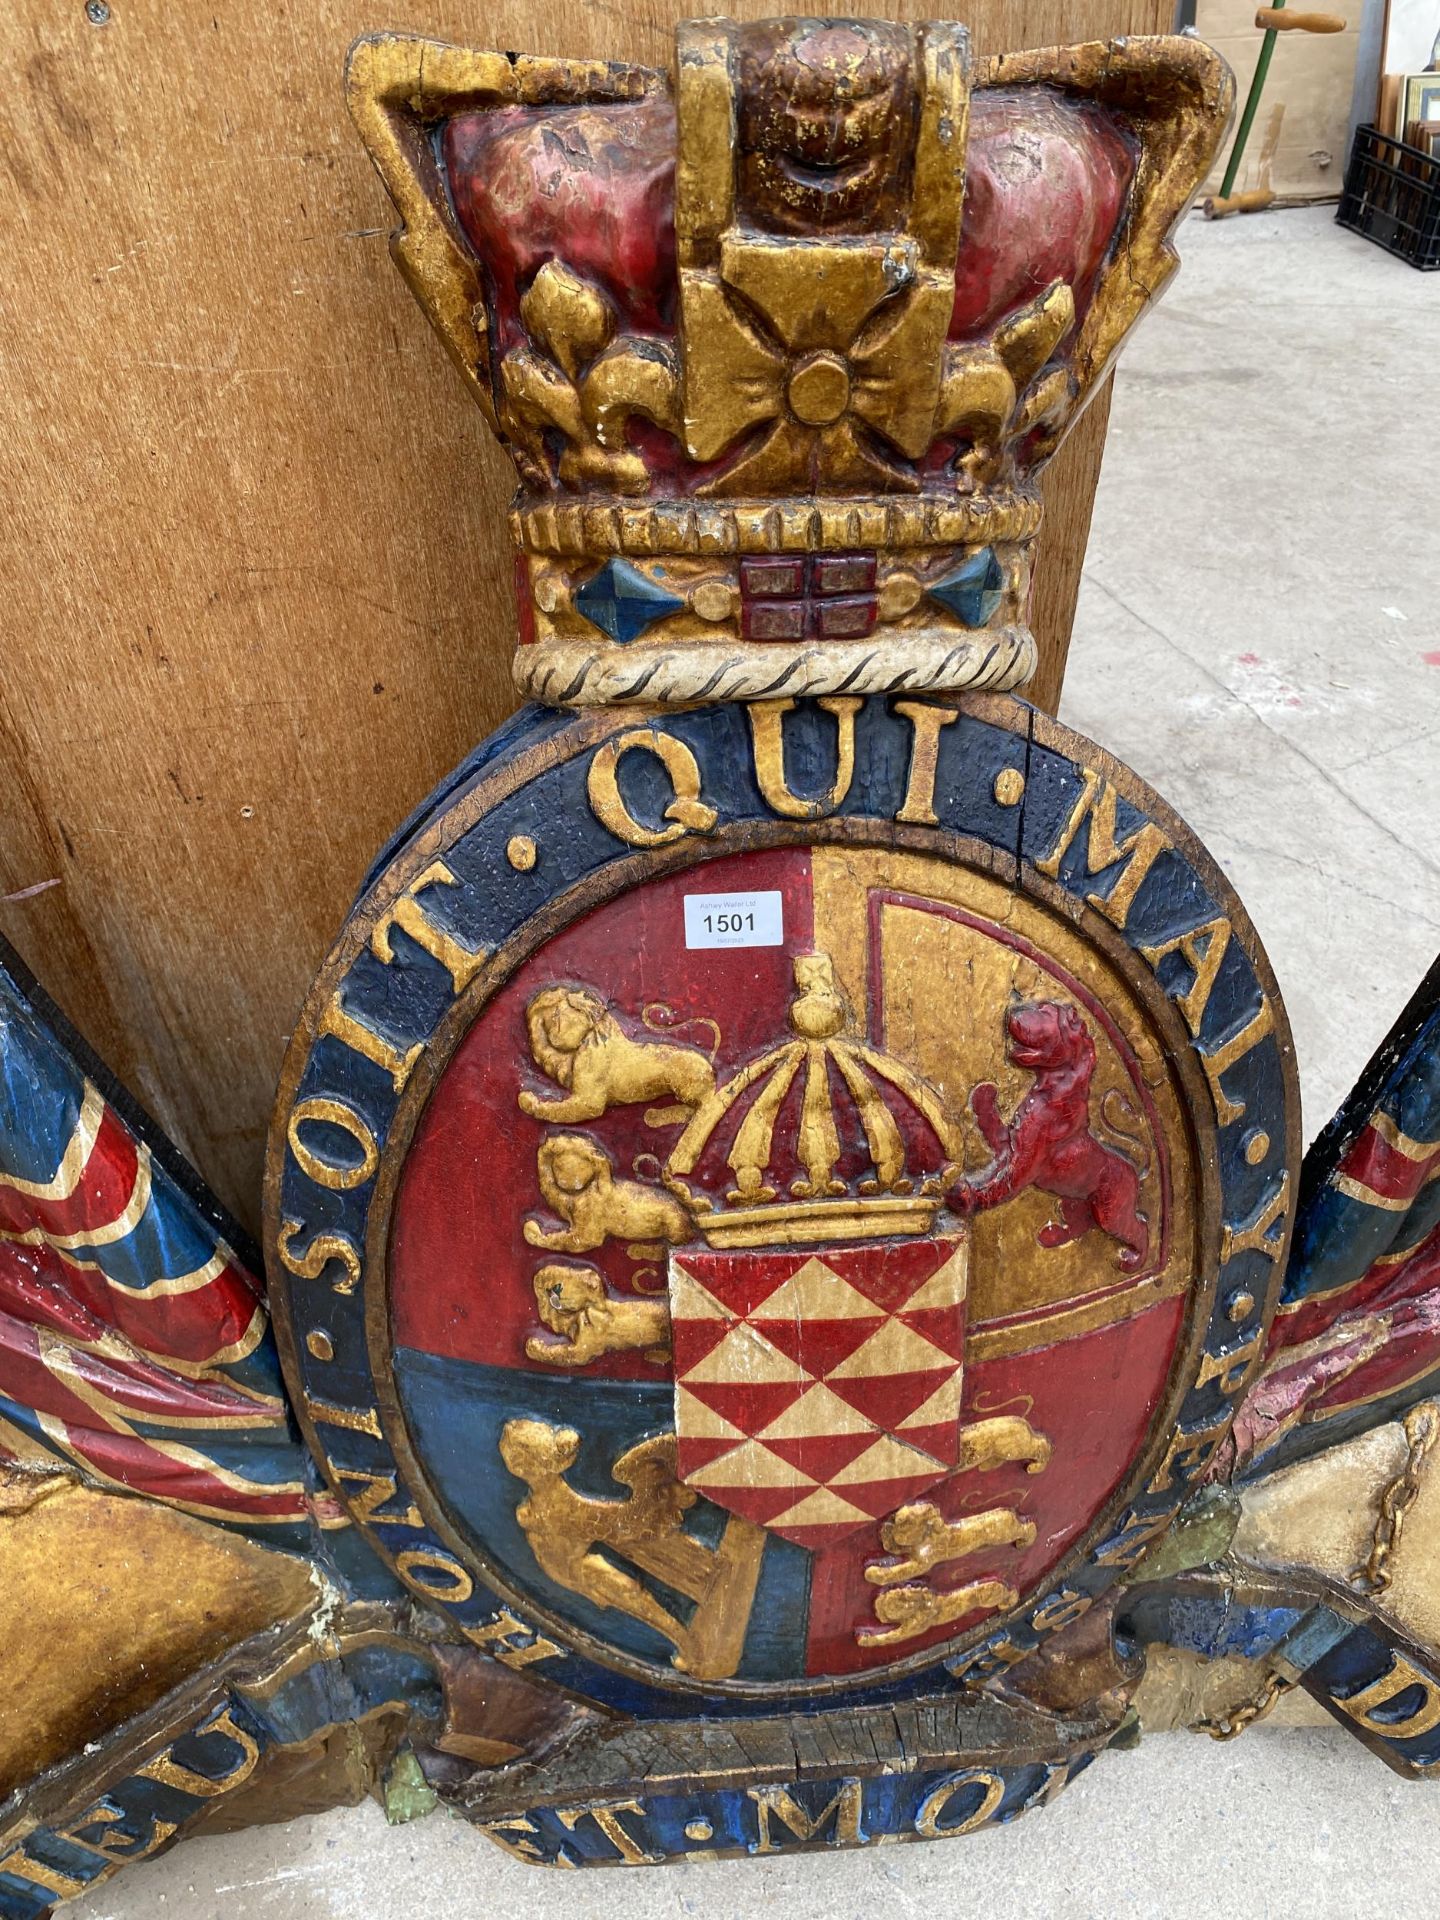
444,91,1134,390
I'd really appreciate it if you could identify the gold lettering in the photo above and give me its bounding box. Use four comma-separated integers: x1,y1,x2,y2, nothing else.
950,1633,1029,1682
395,1547,474,1602
0,1848,92,1899
136,1707,261,1800
556,1799,661,1865
59,1802,177,1864
371,860,487,995
1221,1173,1291,1265
1200,1001,1275,1128
1031,1589,1092,1635
1035,768,1170,930
893,700,959,826
315,994,422,1094
1148,1411,1232,1493
749,1779,863,1853
1194,1324,1267,1397
479,1815,548,1863
465,1609,565,1668
332,1466,424,1529
1139,916,1233,1036
587,730,717,847
1337,1656,1440,1741
748,697,863,820
915,1769,1006,1838
276,1220,362,1296
305,1396,383,1439
1094,1509,1173,1569
286,1097,379,1192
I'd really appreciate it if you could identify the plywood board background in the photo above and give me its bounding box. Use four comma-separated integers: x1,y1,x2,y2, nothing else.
0,0,1167,1233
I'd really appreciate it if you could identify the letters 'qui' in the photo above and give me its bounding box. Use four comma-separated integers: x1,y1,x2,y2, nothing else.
1,16,1436,1911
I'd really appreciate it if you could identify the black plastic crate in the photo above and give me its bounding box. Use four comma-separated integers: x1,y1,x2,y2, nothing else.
1337,123,1440,270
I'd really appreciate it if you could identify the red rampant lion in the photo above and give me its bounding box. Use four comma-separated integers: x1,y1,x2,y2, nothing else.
952,999,1150,1270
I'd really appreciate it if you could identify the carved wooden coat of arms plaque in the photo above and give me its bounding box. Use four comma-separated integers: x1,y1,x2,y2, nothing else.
0,17,1436,1911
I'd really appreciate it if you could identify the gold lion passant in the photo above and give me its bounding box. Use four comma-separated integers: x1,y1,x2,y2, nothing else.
523,1134,693,1254
857,1576,1020,1647
952,1413,1053,1476
865,1500,1037,1585
854,1420,1051,1645
520,986,715,1127
524,1262,672,1367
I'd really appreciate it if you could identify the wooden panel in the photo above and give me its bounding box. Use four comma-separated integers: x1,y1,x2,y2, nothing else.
0,0,1166,1229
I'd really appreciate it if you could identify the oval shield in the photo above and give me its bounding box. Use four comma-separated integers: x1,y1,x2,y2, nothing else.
266,693,1298,1709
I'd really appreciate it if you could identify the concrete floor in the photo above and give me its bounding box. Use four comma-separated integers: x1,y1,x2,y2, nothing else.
73,206,1439,1918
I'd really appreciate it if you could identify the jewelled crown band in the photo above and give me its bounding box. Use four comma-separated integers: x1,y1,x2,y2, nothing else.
346,21,1232,707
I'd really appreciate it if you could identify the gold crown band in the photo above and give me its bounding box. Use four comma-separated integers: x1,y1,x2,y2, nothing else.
512,491,1044,558
687,1194,945,1252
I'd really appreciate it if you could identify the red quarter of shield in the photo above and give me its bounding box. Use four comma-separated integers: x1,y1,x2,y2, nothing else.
670,1234,968,1550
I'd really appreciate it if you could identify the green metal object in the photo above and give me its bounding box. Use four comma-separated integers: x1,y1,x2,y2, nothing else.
1122,1484,1242,1587
382,1748,440,1826
1219,0,1286,200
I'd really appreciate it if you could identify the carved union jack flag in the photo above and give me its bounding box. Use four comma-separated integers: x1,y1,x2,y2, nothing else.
1231,957,1440,1474
0,939,319,1534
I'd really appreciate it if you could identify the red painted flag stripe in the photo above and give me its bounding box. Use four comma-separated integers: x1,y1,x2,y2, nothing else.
1335,1121,1440,1208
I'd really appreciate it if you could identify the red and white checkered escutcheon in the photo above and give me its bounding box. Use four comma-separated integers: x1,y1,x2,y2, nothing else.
670,1234,967,1551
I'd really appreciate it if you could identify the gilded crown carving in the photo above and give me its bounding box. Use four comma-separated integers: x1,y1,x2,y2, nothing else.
348,21,1232,706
